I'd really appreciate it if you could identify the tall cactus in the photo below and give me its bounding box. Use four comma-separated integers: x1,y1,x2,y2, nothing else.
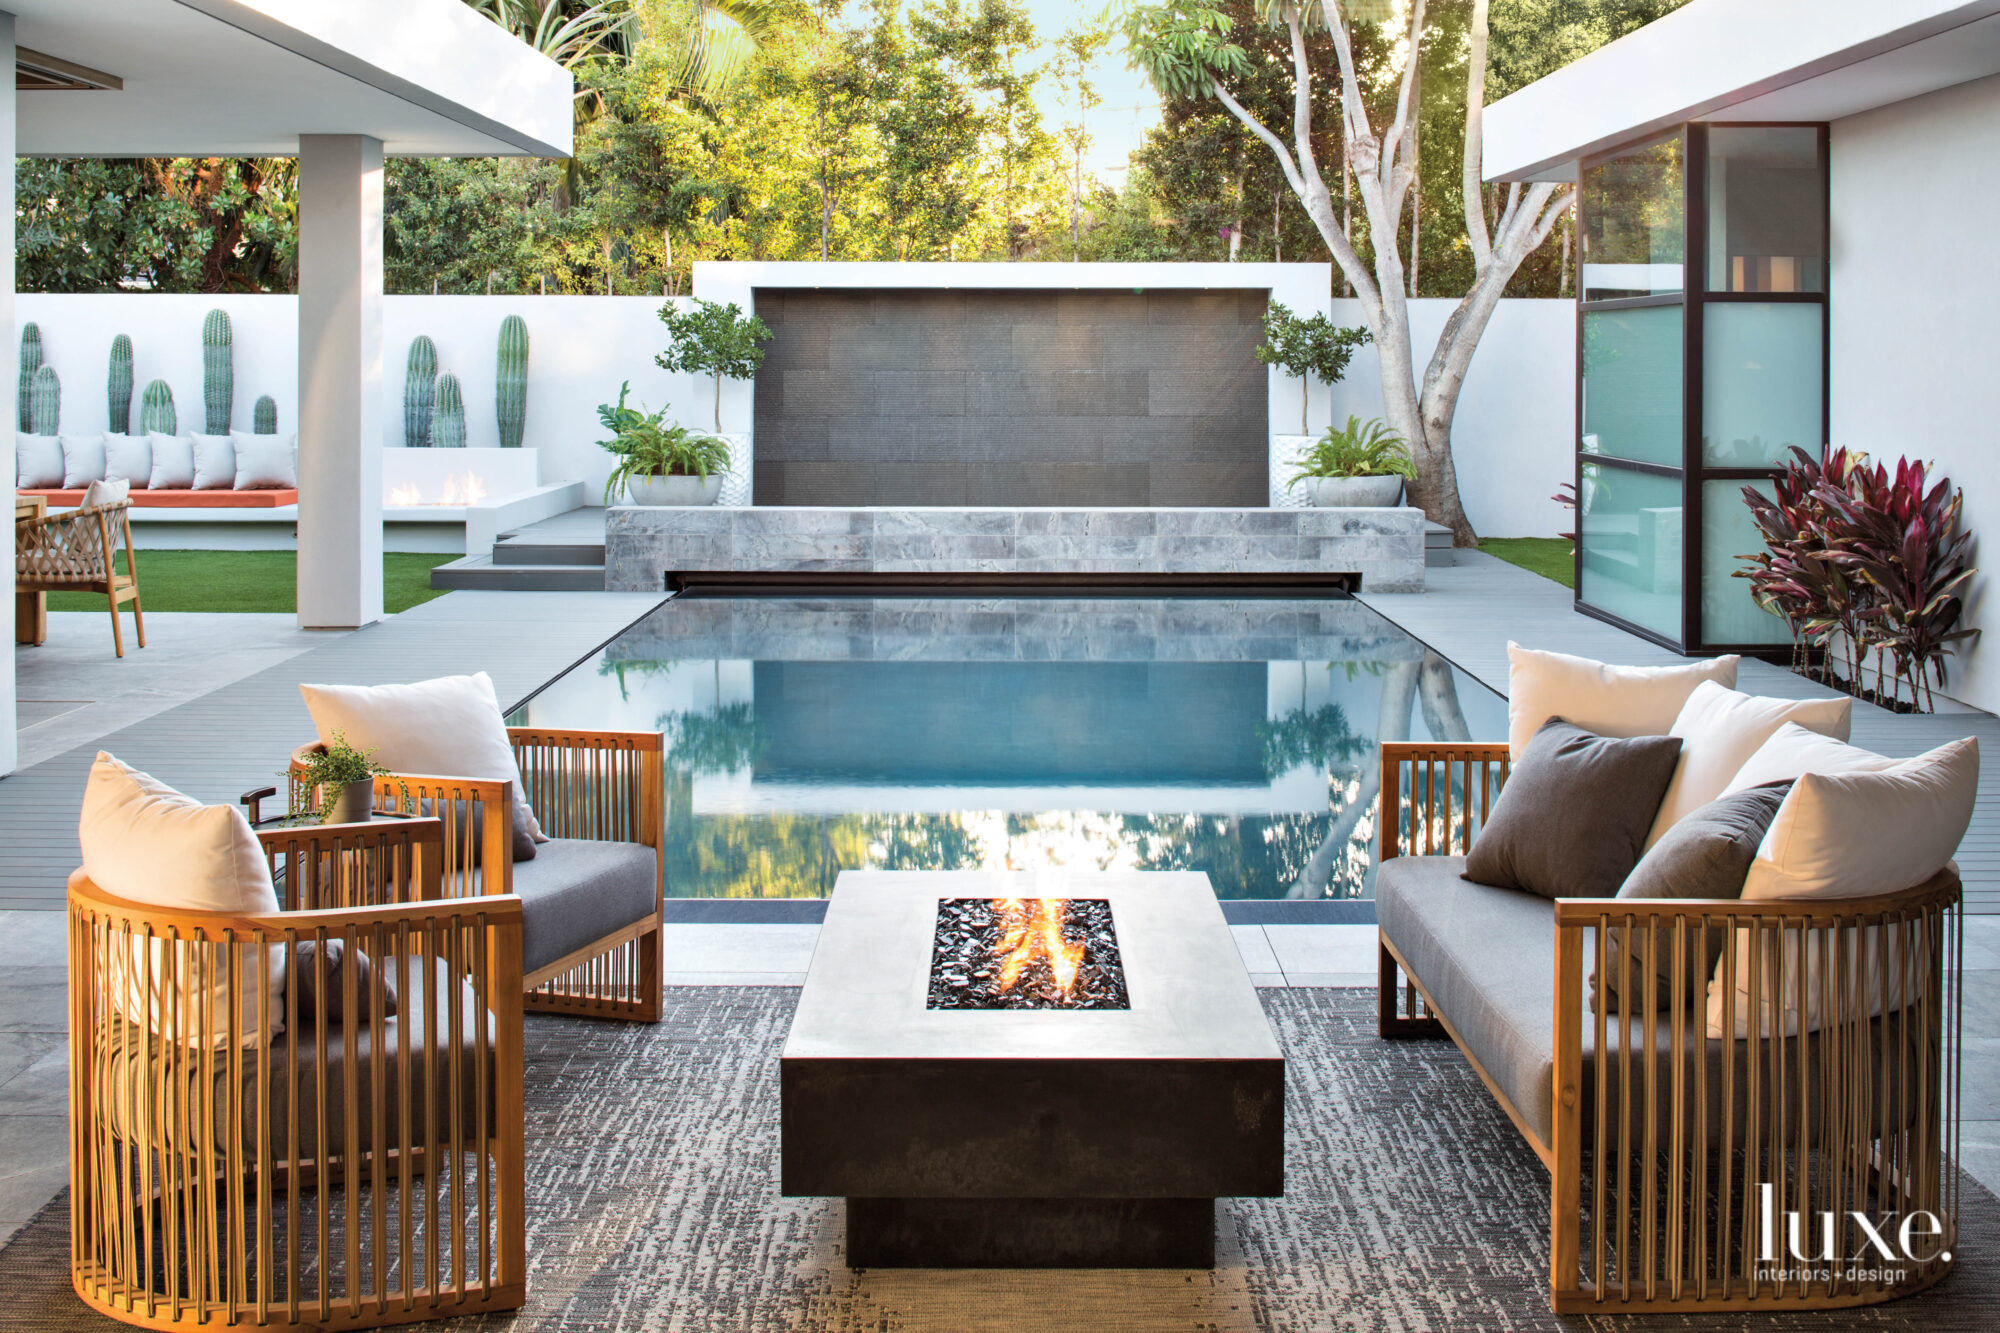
430,373,466,449
202,308,233,433
107,334,134,434
404,336,438,448
27,365,59,435
19,323,42,430
495,315,528,448
253,395,278,434
139,379,176,435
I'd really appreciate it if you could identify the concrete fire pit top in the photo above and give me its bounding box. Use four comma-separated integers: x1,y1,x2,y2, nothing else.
785,870,1280,1063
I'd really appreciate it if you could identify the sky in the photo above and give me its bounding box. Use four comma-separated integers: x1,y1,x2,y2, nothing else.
1020,0,1164,184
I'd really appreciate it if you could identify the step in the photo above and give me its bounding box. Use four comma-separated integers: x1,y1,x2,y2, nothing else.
1422,520,1453,551
492,540,607,567
430,555,605,592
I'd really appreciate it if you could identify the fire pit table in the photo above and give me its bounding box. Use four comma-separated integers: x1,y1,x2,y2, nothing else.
781,870,1284,1268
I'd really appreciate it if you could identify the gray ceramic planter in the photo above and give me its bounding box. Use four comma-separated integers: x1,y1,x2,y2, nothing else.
627,474,724,506
1301,475,1404,507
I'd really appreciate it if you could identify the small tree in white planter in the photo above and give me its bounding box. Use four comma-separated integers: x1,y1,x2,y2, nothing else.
1256,302,1371,435
656,298,773,433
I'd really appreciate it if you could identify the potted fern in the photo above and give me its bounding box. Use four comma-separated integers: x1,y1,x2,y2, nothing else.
1287,416,1416,508
292,731,386,825
597,382,733,505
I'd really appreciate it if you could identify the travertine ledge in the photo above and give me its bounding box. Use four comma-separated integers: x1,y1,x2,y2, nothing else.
604,505,1425,593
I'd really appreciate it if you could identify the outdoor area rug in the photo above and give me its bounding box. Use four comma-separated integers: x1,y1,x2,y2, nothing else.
4,986,1996,1332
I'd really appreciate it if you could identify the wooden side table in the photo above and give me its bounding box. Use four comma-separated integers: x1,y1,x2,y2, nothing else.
14,494,47,646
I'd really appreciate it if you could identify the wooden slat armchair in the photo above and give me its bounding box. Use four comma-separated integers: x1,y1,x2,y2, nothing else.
67,817,527,1330
1374,742,1963,1314
291,727,666,1023
16,497,145,656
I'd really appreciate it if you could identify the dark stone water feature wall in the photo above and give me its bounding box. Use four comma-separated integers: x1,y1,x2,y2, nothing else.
750,288,1269,507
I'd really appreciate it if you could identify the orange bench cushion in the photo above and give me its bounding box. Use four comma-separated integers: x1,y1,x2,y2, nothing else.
18,488,298,509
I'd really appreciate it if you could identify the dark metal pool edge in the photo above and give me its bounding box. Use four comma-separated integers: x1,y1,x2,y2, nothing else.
660,898,1377,926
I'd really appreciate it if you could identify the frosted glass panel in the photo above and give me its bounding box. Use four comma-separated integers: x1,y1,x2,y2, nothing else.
1702,304,1822,467
1582,307,1683,467
1701,480,1790,646
1579,462,1682,641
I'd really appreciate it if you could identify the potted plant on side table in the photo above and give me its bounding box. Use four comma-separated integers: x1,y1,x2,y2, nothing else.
598,381,734,505
292,730,388,825
1287,415,1416,507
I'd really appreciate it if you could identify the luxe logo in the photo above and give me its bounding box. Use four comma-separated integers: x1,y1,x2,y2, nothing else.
1756,1184,1951,1282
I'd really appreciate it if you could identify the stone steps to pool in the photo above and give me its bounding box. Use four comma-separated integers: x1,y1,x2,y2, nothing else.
431,511,608,591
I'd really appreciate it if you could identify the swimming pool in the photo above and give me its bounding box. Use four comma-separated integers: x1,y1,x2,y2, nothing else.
508,595,1505,900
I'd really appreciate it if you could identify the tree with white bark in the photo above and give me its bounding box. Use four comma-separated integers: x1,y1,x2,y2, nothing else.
1123,0,1573,545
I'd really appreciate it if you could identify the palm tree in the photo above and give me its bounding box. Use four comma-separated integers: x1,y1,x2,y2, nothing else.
464,0,637,121
672,0,787,102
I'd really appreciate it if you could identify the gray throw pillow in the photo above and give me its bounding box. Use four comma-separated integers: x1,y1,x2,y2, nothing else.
1594,780,1793,1014
60,433,107,488
232,434,297,490
1462,718,1682,900
291,938,398,1023
419,794,537,863
103,433,152,488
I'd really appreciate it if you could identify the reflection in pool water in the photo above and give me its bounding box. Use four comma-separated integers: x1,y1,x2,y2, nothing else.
509,596,1505,899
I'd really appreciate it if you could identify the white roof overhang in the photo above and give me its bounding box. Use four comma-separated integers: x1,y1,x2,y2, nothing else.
1483,0,2000,182
8,0,573,159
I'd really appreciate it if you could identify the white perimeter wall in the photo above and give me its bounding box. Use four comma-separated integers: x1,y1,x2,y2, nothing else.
17,288,1575,538
1328,298,1576,539
1830,71,2000,712
17,293,706,505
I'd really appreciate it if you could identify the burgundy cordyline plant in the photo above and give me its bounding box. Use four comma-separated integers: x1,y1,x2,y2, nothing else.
1737,446,1978,712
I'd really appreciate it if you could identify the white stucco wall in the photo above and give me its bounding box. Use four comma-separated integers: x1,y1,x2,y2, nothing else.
1327,298,1577,540
17,286,1576,539
1829,70,2000,711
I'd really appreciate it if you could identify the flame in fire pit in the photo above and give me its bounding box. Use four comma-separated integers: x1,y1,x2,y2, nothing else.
386,472,490,507
993,897,1087,998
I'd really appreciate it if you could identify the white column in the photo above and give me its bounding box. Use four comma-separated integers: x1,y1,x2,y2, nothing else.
296,134,385,628
1,13,18,777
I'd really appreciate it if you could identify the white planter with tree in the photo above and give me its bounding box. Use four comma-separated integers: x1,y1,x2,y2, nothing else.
1258,300,1371,506
656,298,772,506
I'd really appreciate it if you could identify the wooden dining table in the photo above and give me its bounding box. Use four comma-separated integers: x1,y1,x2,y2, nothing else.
15,493,46,646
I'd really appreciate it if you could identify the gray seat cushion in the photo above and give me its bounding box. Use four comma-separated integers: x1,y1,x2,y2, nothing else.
103,956,493,1158
1377,854,1925,1149
510,838,659,976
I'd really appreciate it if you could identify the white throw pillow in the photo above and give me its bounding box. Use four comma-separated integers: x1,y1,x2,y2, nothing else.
1505,643,1739,759
81,477,130,509
299,672,546,856
231,434,297,490
1705,736,1977,1040
16,433,63,487
190,433,236,490
147,433,196,489
60,433,107,488
1644,682,1851,847
102,432,152,488
78,753,284,1047
1720,721,1899,796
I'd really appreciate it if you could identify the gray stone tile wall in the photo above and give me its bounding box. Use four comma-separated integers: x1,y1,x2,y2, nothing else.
752,289,1269,506
604,505,1426,593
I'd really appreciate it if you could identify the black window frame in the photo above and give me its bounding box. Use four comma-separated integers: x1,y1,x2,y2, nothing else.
1572,121,1830,656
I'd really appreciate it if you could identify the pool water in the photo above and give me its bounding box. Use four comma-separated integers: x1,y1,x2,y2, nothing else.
509,595,1505,900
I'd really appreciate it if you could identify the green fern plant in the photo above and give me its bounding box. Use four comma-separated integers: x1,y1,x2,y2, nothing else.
1287,416,1416,487
596,382,732,503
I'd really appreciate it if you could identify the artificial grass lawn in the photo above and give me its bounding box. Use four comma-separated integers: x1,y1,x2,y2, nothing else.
46,551,455,615
1478,537,1574,590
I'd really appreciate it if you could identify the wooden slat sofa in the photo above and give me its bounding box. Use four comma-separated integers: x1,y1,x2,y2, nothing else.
1374,740,1963,1314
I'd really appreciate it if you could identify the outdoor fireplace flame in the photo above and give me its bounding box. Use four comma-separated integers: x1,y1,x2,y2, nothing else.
386,472,489,507
928,897,1128,1010
993,897,1086,997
